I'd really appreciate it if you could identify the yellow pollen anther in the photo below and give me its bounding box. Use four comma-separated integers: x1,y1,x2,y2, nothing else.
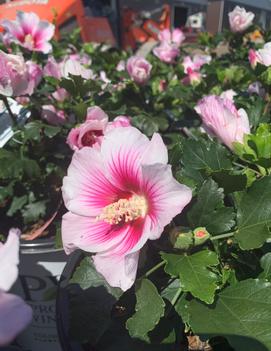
24,34,34,46
97,195,147,225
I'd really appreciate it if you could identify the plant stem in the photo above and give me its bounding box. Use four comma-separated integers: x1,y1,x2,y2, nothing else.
144,260,166,278
1,96,16,124
171,287,183,307
210,232,235,241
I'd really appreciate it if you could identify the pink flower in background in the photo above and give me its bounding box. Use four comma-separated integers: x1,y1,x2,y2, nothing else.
158,28,185,46
183,55,211,73
52,87,70,102
69,53,92,66
0,50,29,97
256,42,271,67
228,6,254,33
106,115,131,132
61,58,94,80
41,105,67,125
43,57,62,79
195,95,250,149
153,43,180,63
24,61,42,95
159,79,167,92
67,107,131,151
16,96,30,105
220,89,237,101
62,127,192,290
248,49,261,68
127,56,152,84
2,11,55,53
182,68,201,85
116,60,126,72
67,106,108,151
0,228,32,346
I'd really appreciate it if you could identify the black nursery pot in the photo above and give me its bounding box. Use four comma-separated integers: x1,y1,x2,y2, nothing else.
56,251,86,351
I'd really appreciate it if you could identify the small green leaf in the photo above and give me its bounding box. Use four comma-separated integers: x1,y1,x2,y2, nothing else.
260,253,271,280
22,200,47,224
70,256,122,299
161,250,219,304
188,179,235,234
24,121,42,141
126,279,165,341
132,114,159,136
181,139,231,183
7,195,27,216
44,125,61,138
236,175,271,249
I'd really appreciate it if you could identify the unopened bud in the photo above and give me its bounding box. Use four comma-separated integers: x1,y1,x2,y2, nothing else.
193,227,210,246
170,227,193,250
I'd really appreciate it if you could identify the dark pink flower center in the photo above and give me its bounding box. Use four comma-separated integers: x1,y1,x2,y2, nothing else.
81,130,103,147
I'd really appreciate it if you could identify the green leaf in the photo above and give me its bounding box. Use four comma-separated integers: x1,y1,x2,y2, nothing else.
182,138,231,176
21,159,41,178
132,114,159,136
70,256,122,299
44,125,61,138
21,200,47,224
7,195,27,216
24,121,42,141
59,78,76,95
72,102,88,122
260,253,271,280
69,256,122,345
126,279,165,341
161,250,219,304
234,124,271,168
188,279,271,351
212,170,247,194
236,175,271,249
161,279,181,302
188,179,235,234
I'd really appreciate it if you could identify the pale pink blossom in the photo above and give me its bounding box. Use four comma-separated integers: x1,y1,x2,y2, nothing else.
248,49,261,68
0,228,32,346
2,11,55,54
41,105,67,125
69,53,92,66
100,71,111,89
220,89,237,101
67,106,108,151
24,60,42,95
153,43,180,63
127,56,152,84
61,58,94,80
228,6,254,33
0,50,29,97
43,56,62,79
116,60,126,72
67,107,130,151
105,116,131,132
52,87,70,102
195,95,250,149
183,55,211,73
158,28,185,46
62,127,192,290
256,42,271,67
